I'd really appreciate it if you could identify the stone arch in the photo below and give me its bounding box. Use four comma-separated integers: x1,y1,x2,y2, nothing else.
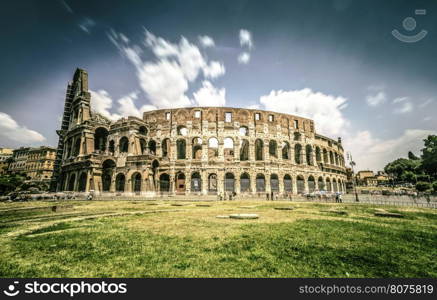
208,137,219,158
240,139,249,161
256,173,266,192
177,139,186,159
305,145,313,165
138,126,148,135
224,172,235,193
239,126,249,136
102,159,115,192
159,173,170,192
177,125,188,136
94,127,108,152
208,173,218,192
148,139,156,155
284,174,292,192
162,138,170,158
139,138,147,154
192,137,202,159
333,178,338,192
119,137,129,153
269,140,278,158
176,172,186,193
191,172,202,192
329,151,334,165
115,173,126,192
296,175,305,194
255,139,263,161
78,172,87,192
294,144,302,164
271,174,279,192
132,172,142,192
282,141,290,160
73,138,81,156
294,132,301,141
67,173,76,191
108,140,115,155
317,176,324,191
240,172,250,193
315,146,321,162
326,178,332,192
323,148,328,163
308,175,316,193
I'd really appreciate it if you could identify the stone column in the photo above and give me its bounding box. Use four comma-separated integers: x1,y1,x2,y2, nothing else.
235,173,240,195
201,171,208,195
304,176,309,193
292,175,297,195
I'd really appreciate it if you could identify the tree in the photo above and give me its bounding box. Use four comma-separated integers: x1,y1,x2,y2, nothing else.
384,158,420,181
408,151,420,160
421,135,437,179
433,181,437,194
415,181,431,192
401,171,416,183
0,174,25,195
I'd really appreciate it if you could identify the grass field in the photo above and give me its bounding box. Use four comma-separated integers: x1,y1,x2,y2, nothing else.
0,200,436,278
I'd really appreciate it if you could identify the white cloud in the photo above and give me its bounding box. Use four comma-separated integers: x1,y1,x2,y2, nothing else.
259,88,348,137
90,90,121,121
392,97,408,104
198,35,215,48
393,100,413,114
343,129,435,171
108,29,226,109
193,81,226,107
117,92,156,118
0,112,46,145
366,91,386,107
238,52,251,64
78,17,95,34
239,29,253,49
419,98,433,108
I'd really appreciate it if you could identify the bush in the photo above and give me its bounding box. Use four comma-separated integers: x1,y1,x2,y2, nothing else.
432,181,437,194
416,174,430,182
415,181,431,192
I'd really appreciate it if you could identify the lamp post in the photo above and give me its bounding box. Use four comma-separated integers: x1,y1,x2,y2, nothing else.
347,152,359,202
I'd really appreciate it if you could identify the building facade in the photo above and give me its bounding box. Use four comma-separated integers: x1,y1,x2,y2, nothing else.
25,146,56,181
53,69,347,195
8,147,30,175
0,148,13,175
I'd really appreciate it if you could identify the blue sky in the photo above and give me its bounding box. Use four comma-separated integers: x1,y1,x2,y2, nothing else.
0,0,436,171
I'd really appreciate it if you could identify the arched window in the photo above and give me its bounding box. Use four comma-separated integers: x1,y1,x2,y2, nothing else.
73,138,81,156
191,172,201,192
308,176,315,193
269,140,278,158
323,149,328,163
326,178,332,192
318,177,324,191
115,173,126,192
208,138,218,158
270,174,279,192
159,173,170,192
67,174,76,191
239,126,248,136
119,137,129,153
132,173,141,192
240,173,250,193
208,173,217,192
224,137,234,160
294,144,302,164
316,147,321,162
177,125,188,136
139,126,148,135
282,141,290,160
333,178,338,192
296,175,305,194
148,140,156,155
329,151,334,165
94,128,108,152
192,137,202,159
162,138,170,158
284,174,292,192
139,138,146,154
255,139,263,161
306,145,313,165
177,139,186,159
224,173,235,192
78,172,87,192
176,172,186,193
256,174,265,192
240,139,249,161
108,140,115,155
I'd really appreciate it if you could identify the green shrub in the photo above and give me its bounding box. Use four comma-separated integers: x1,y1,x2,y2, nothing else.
432,181,437,194
415,181,431,192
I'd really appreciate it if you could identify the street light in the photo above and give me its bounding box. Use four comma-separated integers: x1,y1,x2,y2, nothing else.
347,152,359,202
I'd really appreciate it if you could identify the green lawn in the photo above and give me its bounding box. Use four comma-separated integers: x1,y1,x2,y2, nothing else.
0,200,436,277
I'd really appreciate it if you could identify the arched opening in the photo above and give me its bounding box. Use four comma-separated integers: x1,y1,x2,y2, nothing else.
119,137,129,153
224,173,235,193
64,138,72,158
255,139,263,161
115,173,126,192
284,174,292,192
132,173,141,192
192,137,202,159
333,178,338,192
256,174,266,192
162,138,170,158
323,149,328,163
329,151,334,165
208,173,217,193
282,141,290,160
295,144,302,164
108,140,115,155
159,173,170,193
297,175,305,194
78,172,87,192
176,172,186,194
191,172,201,192
239,126,248,136
148,140,156,155
316,147,322,163
138,126,148,135
177,125,188,136
294,132,301,141
326,178,332,192
269,140,278,158
270,174,279,192
177,139,186,159
318,177,324,191
208,138,218,159
224,137,234,160
338,179,343,192
102,159,115,192
240,172,250,193
240,139,249,161
306,145,313,165
94,128,108,152
73,138,81,156
139,138,147,154
308,175,316,193
67,174,76,191
335,153,339,166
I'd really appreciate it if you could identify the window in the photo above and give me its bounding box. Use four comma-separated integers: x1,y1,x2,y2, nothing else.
255,113,261,121
225,112,232,123
194,111,201,118
294,120,299,129
165,112,171,120
268,114,274,122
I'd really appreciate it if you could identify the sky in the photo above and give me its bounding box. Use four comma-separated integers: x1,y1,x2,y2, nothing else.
0,0,436,171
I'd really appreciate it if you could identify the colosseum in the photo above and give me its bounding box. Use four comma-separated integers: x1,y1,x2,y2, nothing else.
51,68,347,197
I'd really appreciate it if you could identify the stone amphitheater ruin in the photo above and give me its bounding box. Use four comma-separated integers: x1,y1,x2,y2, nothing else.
51,69,347,197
